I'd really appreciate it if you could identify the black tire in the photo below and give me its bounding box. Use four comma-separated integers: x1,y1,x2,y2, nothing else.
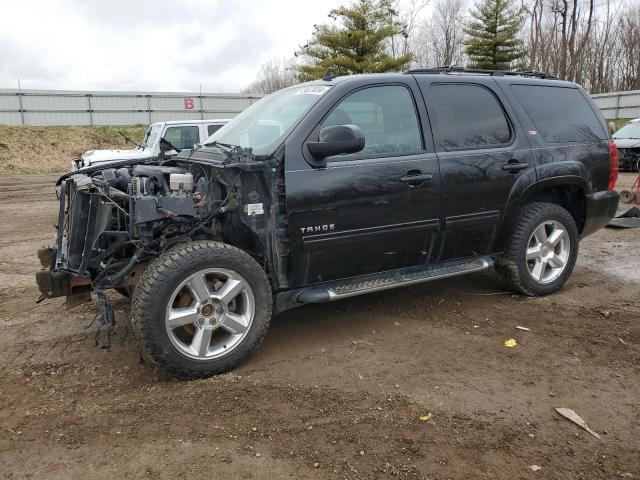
131,241,272,379
497,202,579,296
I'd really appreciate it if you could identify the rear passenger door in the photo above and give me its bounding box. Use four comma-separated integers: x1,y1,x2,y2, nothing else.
505,84,611,192
415,77,534,260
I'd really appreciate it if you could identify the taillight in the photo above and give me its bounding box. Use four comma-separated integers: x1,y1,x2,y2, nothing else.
608,138,618,190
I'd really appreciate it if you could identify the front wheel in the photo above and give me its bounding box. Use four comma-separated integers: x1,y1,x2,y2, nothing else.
132,241,272,379
497,202,579,296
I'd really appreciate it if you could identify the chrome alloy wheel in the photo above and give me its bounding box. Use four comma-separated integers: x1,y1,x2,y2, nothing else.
164,268,255,360
526,220,571,284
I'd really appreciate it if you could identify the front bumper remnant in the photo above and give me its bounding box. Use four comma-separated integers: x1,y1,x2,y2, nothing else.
35,250,92,307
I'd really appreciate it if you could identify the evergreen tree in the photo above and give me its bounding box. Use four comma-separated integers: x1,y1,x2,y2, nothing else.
296,0,412,81
464,0,525,70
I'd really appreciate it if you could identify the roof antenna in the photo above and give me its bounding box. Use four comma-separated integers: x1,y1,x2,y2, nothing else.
322,69,336,81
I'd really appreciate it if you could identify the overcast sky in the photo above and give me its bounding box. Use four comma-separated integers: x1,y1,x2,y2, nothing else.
0,0,345,92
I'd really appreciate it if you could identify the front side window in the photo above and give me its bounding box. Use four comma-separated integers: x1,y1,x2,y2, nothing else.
164,126,200,150
320,85,423,160
430,84,511,150
511,85,606,143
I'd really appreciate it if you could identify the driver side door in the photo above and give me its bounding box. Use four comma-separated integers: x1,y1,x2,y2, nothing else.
285,81,442,286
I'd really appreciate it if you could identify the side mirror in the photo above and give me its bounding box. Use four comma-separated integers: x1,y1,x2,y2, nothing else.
306,124,365,165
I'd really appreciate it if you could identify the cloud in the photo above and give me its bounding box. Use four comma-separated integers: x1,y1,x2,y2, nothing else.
0,0,344,92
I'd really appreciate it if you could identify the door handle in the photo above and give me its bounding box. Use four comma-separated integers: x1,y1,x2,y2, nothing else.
400,173,434,183
502,160,529,172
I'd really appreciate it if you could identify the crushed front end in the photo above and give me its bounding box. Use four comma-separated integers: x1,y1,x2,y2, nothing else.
35,155,250,310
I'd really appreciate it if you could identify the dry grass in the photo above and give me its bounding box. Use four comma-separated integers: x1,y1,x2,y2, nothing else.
612,118,632,130
0,125,147,175
1,119,631,175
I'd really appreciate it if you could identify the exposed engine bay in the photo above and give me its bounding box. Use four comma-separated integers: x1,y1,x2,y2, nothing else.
35,147,283,316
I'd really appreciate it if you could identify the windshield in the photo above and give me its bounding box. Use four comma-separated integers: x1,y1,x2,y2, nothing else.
203,85,332,154
614,123,640,140
140,124,161,149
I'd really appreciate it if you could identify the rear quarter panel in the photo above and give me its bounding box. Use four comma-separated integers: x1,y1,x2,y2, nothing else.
496,79,611,194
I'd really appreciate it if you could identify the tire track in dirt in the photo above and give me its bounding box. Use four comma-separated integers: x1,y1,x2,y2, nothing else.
0,173,638,479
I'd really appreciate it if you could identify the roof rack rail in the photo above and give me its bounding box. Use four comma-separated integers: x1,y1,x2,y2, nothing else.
405,65,558,80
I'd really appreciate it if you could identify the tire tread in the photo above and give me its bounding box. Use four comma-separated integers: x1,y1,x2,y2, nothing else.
496,202,578,296
131,241,272,379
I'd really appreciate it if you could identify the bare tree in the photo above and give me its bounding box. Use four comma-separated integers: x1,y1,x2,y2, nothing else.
430,0,466,66
244,57,298,94
289,0,638,93
401,0,431,56
388,0,430,61
410,0,466,67
617,3,640,91
583,0,622,92
527,0,544,71
520,0,638,93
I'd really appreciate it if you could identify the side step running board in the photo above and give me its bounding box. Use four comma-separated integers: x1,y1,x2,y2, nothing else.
296,257,494,304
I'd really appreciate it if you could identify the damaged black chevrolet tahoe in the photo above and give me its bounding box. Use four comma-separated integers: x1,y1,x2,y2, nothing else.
36,68,620,379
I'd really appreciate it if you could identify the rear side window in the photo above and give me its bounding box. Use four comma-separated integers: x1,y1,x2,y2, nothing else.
511,85,606,143
430,84,511,150
207,124,223,136
164,126,200,150
320,85,423,160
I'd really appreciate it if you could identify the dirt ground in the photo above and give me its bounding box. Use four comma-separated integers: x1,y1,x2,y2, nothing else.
0,173,638,480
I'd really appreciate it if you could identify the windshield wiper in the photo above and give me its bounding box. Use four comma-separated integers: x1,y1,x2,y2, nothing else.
182,140,239,163
196,140,255,164
204,140,240,154
119,130,142,149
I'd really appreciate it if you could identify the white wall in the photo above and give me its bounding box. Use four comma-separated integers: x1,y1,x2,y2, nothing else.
3,87,637,126
591,90,640,120
0,89,263,126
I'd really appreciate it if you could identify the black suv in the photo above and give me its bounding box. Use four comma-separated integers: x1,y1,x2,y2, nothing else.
36,68,620,378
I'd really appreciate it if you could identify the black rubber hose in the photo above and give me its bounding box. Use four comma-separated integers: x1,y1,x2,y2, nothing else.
103,249,141,287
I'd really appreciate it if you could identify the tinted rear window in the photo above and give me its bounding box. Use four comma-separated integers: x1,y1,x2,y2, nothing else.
511,85,606,143
207,124,223,135
430,84,511,150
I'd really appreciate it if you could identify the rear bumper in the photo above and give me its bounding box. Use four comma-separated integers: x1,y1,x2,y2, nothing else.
581,190,619,237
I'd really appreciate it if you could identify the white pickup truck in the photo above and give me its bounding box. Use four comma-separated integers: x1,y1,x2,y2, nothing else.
72,119,229,170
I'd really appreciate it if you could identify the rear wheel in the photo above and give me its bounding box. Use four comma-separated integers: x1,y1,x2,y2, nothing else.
497,202,578,296
132,241,272,379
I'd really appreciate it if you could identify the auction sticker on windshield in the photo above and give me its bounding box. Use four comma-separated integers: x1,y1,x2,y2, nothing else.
294,86,331,96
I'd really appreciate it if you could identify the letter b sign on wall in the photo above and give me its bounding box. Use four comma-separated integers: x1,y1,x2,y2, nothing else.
184,98,195,110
